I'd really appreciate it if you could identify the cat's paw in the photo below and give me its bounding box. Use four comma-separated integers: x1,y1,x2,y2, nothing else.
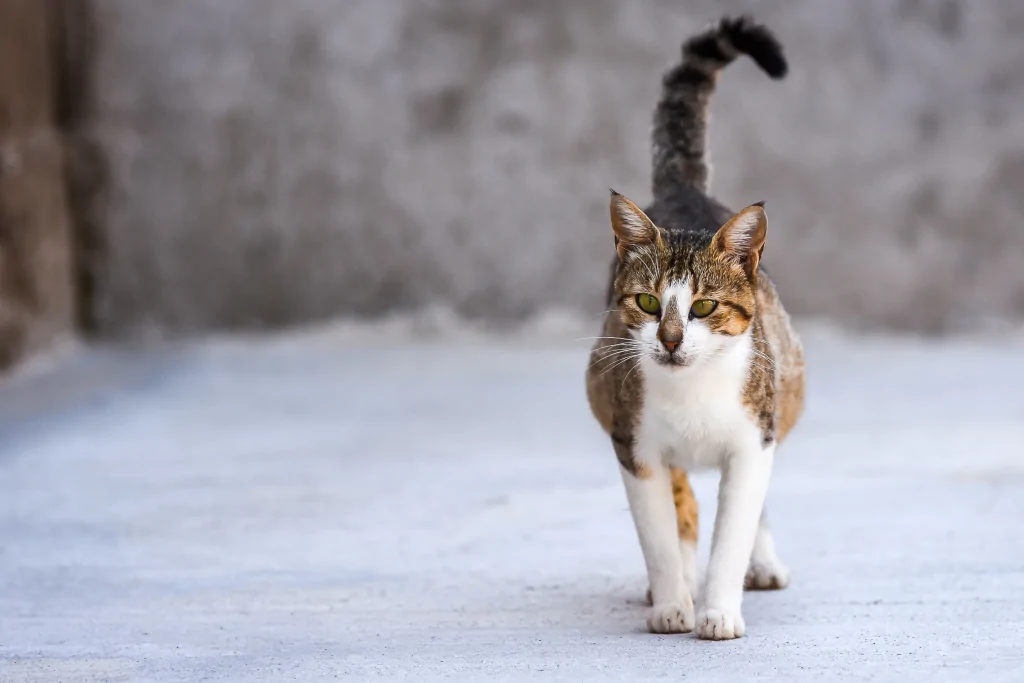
695,608,745,640
745,559,790,590
647,600,695,634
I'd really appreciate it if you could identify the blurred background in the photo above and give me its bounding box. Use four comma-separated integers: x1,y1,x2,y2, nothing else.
4,0,1024,372
3,2,1024,680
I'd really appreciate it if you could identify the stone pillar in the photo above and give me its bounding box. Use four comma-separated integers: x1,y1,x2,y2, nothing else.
0,0,75,370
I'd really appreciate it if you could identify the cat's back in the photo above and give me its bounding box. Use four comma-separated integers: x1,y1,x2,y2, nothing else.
644,186,734,242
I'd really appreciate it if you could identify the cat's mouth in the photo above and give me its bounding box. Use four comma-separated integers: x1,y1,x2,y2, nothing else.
654,352,692,369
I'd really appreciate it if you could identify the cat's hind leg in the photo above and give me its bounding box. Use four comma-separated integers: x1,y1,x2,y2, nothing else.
744,507,790,590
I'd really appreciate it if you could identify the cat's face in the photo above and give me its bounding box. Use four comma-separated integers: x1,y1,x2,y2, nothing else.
609,192,766,371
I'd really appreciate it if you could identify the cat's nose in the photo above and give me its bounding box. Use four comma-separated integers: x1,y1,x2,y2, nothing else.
657,302,684,354
658,323,682,353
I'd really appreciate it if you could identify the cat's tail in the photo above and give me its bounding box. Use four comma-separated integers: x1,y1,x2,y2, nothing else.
651,16,787,198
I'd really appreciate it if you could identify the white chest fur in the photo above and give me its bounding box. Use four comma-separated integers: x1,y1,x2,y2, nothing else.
634,336,761,472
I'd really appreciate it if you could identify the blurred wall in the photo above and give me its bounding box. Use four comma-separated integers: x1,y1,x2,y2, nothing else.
81,0,1024,335
0,0,74,370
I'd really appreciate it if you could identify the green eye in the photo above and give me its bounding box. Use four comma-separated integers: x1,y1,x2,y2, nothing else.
636,293,661,314
690,299,717,318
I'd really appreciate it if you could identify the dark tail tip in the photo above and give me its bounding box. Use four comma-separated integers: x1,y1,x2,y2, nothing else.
721,16,788,79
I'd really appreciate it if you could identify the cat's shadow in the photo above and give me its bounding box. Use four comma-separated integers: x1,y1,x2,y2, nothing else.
521,579,789,639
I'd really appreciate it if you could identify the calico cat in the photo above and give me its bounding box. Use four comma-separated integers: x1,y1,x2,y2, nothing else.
586,16,805,640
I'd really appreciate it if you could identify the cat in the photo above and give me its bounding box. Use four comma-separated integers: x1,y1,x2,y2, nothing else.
586,16,805,640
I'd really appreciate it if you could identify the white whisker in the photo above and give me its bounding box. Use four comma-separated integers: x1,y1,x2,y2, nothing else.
600,352,646,377
589,348,642,370
620,356,644,390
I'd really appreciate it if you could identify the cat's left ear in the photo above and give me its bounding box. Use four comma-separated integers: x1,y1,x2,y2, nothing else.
609,190,662,260
712,202,767,279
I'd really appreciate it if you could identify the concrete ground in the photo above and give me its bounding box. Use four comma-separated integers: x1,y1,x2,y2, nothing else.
1,325,1023,682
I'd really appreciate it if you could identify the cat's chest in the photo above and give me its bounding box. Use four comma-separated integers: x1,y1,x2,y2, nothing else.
637,367,758,470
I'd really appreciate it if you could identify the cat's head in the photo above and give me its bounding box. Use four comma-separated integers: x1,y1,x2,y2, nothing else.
608,190,766,371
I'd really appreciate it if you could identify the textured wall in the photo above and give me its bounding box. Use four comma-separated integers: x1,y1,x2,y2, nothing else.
83,0,1024,335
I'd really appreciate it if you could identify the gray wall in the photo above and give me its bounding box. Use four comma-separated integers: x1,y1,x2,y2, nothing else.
83,0,1024,335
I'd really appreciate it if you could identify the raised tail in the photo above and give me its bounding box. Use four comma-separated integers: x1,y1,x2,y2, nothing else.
651,16,787,198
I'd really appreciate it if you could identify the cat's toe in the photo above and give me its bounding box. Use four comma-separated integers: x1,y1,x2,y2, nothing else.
744,559,790,590
647,600,694,634
695,608,745,640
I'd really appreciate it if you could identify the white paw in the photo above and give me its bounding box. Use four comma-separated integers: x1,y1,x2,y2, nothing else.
745,559,790,591
647,600,695,634
695,608,745,640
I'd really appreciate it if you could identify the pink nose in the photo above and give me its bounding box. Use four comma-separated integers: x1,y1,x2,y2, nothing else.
662,340,678,353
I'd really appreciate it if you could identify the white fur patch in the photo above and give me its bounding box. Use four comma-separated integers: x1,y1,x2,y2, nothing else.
636,330,756,473
662,281,691,317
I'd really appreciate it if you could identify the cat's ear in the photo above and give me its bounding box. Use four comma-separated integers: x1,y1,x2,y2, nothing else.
712,202,767,278
609,190,662,259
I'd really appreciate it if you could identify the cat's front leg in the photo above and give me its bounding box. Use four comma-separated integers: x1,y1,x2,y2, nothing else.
618,453,694,634
697,442,775,640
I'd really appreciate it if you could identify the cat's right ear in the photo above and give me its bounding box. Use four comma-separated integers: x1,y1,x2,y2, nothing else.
609,190,662,260
711,202,767,279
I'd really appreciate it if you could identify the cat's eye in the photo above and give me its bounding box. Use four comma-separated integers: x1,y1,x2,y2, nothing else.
636,293,661,315
690,299,717,318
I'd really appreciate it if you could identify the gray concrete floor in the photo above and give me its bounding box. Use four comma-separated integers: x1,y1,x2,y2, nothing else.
1,328,1023,682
